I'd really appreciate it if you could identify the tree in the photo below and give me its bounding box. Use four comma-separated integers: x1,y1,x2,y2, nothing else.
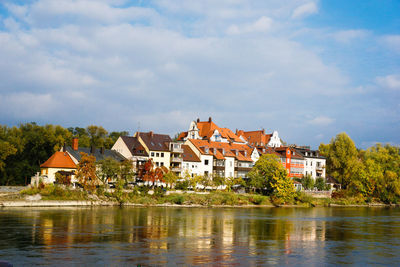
163,171,178,188
301,174,314,190
319,132,359,188
86,125,108,147
119,159,135,186
75,152,98,192
96,157,120,187
248,154,295,202
315,177,327,191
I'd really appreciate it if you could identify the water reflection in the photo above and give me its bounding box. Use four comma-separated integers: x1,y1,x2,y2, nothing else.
0,207,399,266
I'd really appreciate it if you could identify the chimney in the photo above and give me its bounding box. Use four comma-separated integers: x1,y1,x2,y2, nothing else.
150,131,153,137
72,138,79,151
208,117,212,122
197,118,200,123
90,146,95,154
100,147,105,154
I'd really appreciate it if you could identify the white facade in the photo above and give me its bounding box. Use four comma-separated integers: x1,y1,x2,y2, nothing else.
182,161,202,177
224,157,235,178
303,157,326,180
267,131,282,148
148,150,171,168
39,167,77,184
112,137,133,160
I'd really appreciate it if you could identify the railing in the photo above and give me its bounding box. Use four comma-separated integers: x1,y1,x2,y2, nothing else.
171,167,182,172
171,157,183,163
170,145,184,153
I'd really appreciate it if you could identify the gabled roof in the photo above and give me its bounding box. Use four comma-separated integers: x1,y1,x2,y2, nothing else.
137,132,171,152
120,136,148,157
240,130,271,147
189,139,253,162
66,147,126,162
182,145,201,162
274,147,304,159
41,151,77,169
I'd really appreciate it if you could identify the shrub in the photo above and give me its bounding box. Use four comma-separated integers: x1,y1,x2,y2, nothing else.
249,195,265,205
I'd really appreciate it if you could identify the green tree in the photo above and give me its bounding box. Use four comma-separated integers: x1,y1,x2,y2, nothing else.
248,154,295,202
301,174,314,190
163,171,178,188
315,177,327,191
86,125,108,148
119,159,135,186
96,157,120,187
319,132,359,188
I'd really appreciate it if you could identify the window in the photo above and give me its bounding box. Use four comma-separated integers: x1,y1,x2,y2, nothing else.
156,153,159,157
151,152,154,157
230,161,232,167
156,162,159,167
161,152,164,157
160,162,164,166
311,161,313,166
205,159,209,165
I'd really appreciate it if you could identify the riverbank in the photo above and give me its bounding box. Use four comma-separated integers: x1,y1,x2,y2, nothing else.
0,200,396,208
0,185,397,208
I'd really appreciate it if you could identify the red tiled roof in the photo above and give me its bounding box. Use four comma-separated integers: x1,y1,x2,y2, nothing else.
40,151,77,169
240,130,271,146
188,139,253,162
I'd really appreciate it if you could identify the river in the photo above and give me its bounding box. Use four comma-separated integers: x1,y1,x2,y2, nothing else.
0,207,399,266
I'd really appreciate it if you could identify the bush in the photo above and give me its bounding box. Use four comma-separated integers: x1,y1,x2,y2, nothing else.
153,187,166,198
175,180,189,190
165,194,185,204
249,195,265,205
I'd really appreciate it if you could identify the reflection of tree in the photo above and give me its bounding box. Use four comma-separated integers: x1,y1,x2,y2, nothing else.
2,207,400,266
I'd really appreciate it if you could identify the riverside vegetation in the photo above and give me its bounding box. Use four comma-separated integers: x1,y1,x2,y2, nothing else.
0,123,399,206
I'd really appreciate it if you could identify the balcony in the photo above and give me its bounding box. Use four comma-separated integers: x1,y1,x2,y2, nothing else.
235,166,252,172
213,165,225,171
171,157,183,163
170,143,184,153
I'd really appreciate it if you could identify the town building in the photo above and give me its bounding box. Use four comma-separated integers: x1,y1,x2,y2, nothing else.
38,151,77,184
236,129,283,148
292,146,326,180
112,131,183,176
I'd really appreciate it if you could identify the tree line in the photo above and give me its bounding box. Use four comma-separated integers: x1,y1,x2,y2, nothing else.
0,123,128,185
319,133,400,203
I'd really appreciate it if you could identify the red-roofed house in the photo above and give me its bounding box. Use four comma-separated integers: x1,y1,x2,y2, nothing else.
38,151,77,184
178,117,246,144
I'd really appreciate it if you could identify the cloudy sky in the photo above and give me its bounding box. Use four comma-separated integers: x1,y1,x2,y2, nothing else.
0,0,399,148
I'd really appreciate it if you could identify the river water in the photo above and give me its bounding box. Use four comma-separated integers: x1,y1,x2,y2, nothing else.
0,206,399,266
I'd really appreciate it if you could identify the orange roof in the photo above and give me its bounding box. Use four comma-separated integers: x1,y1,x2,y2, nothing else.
196,120,244,143
241,130,271,147
40,151,77,169
189,139,253,162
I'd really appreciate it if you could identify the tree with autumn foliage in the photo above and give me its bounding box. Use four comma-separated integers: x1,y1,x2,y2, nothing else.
248,154,295,203
138,159,165,187
75,152,98,192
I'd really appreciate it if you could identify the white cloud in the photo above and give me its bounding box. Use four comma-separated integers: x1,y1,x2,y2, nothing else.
309,116,334,126
376,74,400,91
0,92,56,118
331,29,369,44
381,35,400,54
291,2,318,19
226,16,272,35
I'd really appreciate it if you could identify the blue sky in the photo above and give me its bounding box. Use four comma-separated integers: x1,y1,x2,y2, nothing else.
0,0,399,149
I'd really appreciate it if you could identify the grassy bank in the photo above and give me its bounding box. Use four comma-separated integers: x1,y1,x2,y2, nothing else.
11,185,394,207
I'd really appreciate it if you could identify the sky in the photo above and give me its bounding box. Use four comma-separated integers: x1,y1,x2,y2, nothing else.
0,0,399,149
